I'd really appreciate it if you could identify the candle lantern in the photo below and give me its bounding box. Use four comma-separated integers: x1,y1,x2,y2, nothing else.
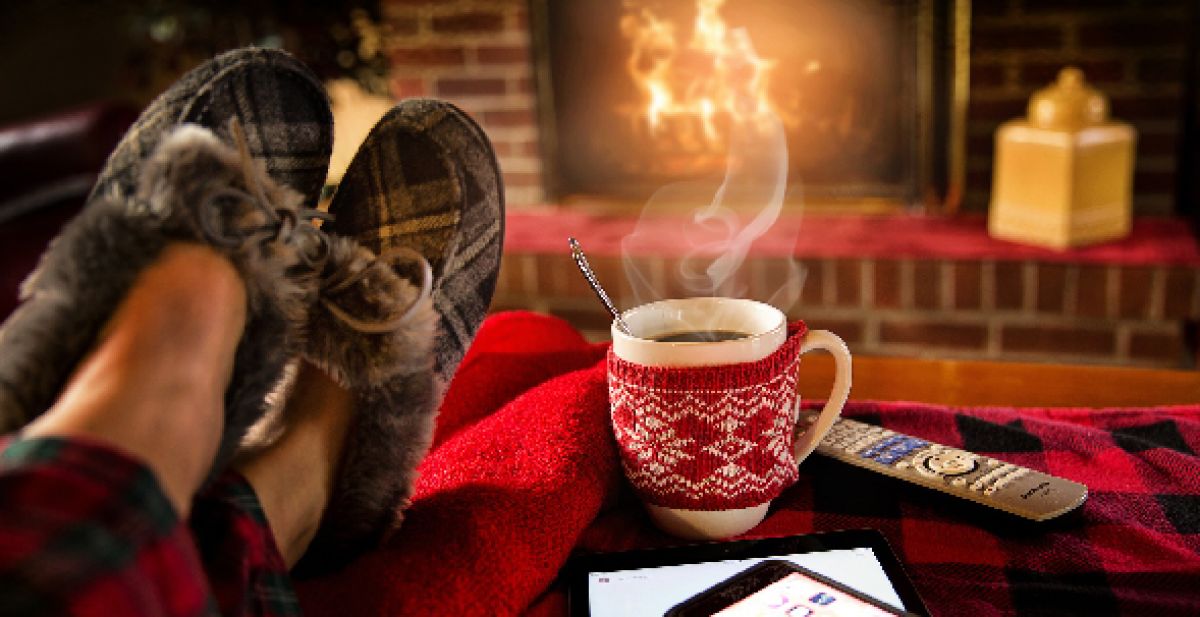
988,67,1136,249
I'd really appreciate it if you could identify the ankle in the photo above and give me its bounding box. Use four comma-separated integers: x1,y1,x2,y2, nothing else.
25,243,247,516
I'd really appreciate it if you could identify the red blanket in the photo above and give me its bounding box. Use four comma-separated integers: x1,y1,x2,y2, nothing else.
296,311,1200,616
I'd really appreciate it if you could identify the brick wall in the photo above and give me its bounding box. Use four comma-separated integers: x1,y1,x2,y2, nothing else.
380,0,1199,368
966,0,1194,214
493,252,1199,368
383,0,542,207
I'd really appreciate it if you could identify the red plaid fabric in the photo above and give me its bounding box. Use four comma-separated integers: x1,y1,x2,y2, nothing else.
607,322,808,510
0,436,297,617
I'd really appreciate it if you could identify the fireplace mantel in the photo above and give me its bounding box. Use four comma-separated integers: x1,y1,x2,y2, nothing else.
493,211,1200,369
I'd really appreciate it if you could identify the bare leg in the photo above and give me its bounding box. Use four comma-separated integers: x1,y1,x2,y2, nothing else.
22,243,246,517
236,363,353,567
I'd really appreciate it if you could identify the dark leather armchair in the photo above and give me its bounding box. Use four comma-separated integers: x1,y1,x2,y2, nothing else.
0,104,136,319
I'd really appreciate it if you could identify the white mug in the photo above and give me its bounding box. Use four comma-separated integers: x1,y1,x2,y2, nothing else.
609,297,851,540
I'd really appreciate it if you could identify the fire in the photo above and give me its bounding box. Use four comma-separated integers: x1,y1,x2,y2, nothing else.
620,0,781,151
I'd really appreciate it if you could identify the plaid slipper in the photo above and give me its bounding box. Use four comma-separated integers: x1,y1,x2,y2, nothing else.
321,99,504,389
0,47,333,476
294,99,504,572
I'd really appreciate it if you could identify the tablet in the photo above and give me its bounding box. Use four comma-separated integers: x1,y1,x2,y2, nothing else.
566,529,928,617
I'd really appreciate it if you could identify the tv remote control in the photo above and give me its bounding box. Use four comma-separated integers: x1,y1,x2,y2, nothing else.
803,414,1088,521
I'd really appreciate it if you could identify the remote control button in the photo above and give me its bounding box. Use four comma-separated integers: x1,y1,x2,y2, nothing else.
923,449,978,476
970,464,1016,492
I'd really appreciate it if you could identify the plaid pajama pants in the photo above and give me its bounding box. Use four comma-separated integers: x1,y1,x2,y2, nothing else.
0,436,299,617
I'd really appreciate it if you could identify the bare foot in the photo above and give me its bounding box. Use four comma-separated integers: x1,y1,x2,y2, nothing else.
236,362,354,567
24,243,247,516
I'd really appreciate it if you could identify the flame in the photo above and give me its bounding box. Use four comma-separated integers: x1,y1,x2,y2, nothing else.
621,0,778,150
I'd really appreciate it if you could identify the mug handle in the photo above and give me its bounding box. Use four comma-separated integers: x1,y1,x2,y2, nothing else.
792,329,853,462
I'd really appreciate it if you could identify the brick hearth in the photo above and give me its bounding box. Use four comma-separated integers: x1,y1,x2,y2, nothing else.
379,0,1198,368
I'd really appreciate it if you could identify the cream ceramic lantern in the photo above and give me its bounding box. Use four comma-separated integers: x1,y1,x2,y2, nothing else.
988,67,1136,249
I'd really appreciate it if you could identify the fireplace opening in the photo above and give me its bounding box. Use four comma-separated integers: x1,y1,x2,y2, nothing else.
530,0,967,213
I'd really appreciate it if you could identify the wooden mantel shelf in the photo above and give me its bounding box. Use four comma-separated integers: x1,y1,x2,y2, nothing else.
797,353,1200,408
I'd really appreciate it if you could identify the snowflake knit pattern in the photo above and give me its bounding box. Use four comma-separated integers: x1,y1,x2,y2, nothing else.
608,322,807,511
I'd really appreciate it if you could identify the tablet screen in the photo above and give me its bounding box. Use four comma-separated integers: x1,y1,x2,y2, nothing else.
568,530,925,617
587,547,903,617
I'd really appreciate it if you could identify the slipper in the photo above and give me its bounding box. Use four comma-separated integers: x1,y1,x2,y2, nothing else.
295,99,504,572
0,47,333,476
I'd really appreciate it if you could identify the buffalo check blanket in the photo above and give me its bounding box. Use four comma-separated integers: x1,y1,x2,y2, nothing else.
297,311,1200,616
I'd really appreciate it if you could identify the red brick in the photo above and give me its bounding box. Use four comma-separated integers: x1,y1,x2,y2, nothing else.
390,46,466,66
535,253,566,295
873,260,901,309
477,45,529,64
483,109,536,127
1036,263,1067,313
389,16,420,36
912,261,940,309
953,262,982,310
1162,268,1196,319
518,140,541,157
547,305,617,333
504,171,543,188
833,260,862,307
1129,331,1185,364
798,260,824,306
436,77,506,97
432,11,505,33
491,141,515,157
515,77,536,94
389,77,427,99
994,261,1024,310
1019,60,1124,87
1118,266,1154,318
1074,265,1110,318
1002,324,1114,356
804,318,864,345
880,319,988,350
1078,19,1189,48
758,255,806,306
973,24,1064,51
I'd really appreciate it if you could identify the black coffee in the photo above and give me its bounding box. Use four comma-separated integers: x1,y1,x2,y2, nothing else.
650,330,751,343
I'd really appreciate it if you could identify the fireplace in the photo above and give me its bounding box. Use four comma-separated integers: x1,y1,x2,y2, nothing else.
530,0,968,213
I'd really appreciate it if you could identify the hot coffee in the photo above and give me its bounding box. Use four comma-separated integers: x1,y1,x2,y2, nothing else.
649,330,750,343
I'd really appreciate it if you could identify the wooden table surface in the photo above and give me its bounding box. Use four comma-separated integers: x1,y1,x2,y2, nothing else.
797,353,1200,408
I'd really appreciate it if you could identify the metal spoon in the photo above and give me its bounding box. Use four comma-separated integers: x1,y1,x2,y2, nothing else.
568,237,633,336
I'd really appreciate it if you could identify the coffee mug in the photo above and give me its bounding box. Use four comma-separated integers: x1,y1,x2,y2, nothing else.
608,297,851,540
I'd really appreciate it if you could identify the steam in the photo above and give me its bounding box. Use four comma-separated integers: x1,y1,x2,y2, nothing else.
619,1,806,333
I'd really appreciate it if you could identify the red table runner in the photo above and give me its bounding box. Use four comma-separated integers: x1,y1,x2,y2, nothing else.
296,311,1200,616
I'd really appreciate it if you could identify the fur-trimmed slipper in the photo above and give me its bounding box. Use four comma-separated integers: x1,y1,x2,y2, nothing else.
0,47,332,475
293,99,504,572
0,122,327,475
294,240,438,573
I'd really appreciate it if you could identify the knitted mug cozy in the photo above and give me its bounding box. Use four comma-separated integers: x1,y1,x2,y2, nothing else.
608,322,808,511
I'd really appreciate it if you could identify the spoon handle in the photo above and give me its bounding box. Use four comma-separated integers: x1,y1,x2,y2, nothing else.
568,237,633,336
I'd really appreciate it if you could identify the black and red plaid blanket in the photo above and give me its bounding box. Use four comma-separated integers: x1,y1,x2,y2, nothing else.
297,311,1200,616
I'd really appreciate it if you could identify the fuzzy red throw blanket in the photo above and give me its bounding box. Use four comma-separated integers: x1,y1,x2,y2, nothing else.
296,311,1200,616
